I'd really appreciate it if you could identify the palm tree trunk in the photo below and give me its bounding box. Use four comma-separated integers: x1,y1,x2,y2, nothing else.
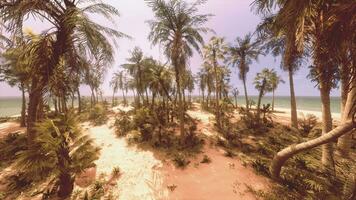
256,79,266,120
77,88,81,113
54,97,58,114
288,68,298,128
27,85,41,143
320,85,335,173
272,89,275,111
112,89,115,106
337,63,351,156
20,84,26,127
214,63,221,128
270,82,356,180
243,77,249,110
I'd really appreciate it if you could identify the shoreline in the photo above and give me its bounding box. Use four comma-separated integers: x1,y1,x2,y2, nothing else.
274,107,341,121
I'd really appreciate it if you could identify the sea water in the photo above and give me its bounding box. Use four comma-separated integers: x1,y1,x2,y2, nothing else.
0,96,341,117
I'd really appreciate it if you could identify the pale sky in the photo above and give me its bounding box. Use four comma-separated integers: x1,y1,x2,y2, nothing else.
0,0,341,97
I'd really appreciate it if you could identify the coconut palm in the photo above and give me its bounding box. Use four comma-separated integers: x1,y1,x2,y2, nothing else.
255,14,300,127
110,72,120,106
146,0,211,136
0,0,126,143
253,68,274,119
226,33,262,110
270,70,284,111
15,113,100,198
122,47,145,106
231,88,239,108
252,0,356,178
203,37,228,128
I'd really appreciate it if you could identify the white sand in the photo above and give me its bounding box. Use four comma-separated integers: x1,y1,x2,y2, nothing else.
274,107,341,121
84,118,167,200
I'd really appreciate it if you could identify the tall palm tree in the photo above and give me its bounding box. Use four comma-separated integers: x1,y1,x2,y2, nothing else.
0,0,126,143
122,47,145,106
253,0,356,177
270,70,284,111
203,36,227,128
146,0,211,137
110,72,120,106
255,14,301,128
226,33,262,110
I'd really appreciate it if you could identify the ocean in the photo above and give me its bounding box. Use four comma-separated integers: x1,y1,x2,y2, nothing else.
0,96,341,117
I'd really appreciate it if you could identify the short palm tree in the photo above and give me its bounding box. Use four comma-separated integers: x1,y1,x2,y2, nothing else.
253,68,274,118
146,0,211,137
270,70,284,111
231,88,239,108
226,33,262,110
203,36,228,128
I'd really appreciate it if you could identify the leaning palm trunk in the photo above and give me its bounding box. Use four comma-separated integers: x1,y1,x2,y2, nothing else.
288,68,298,128
270,81,356,180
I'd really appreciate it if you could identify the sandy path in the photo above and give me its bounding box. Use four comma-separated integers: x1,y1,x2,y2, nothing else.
163,147,269,200
162,106,270,200
84,113,167,199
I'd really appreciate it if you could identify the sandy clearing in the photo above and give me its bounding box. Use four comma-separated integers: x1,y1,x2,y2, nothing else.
84,119,168,200
162,147,270,200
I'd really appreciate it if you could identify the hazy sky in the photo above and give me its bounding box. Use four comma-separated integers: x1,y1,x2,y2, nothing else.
0,0,341,97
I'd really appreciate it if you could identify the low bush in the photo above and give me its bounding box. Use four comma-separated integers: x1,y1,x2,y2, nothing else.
89,104,108,125
114,111,133,136
172,153,190,168
298,114,318,136
251,159,270,177
200,155,211,164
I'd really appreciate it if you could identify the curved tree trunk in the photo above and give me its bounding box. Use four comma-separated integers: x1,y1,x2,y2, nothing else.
270,82,356,180
288,68,298,128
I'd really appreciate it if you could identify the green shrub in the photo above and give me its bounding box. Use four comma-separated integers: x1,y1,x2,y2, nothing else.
114,111,133,136
13,113,100,198
200,155,212,164
298,114,318,136
89,104,108,125
172,153,190,168
251,159,270,177
224,149,237,158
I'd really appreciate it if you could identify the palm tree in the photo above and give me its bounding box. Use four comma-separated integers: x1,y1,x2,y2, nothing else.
0,0,126,143
203,36,227,128
122,47,145,106
253,0,356,177
146,0,211,137
253,68,274,118
270,70,284,111
231,88,239,108
0,40,30,127
226,33,262,110
110,72,120,106
16,113,99,198
254,12,301,129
